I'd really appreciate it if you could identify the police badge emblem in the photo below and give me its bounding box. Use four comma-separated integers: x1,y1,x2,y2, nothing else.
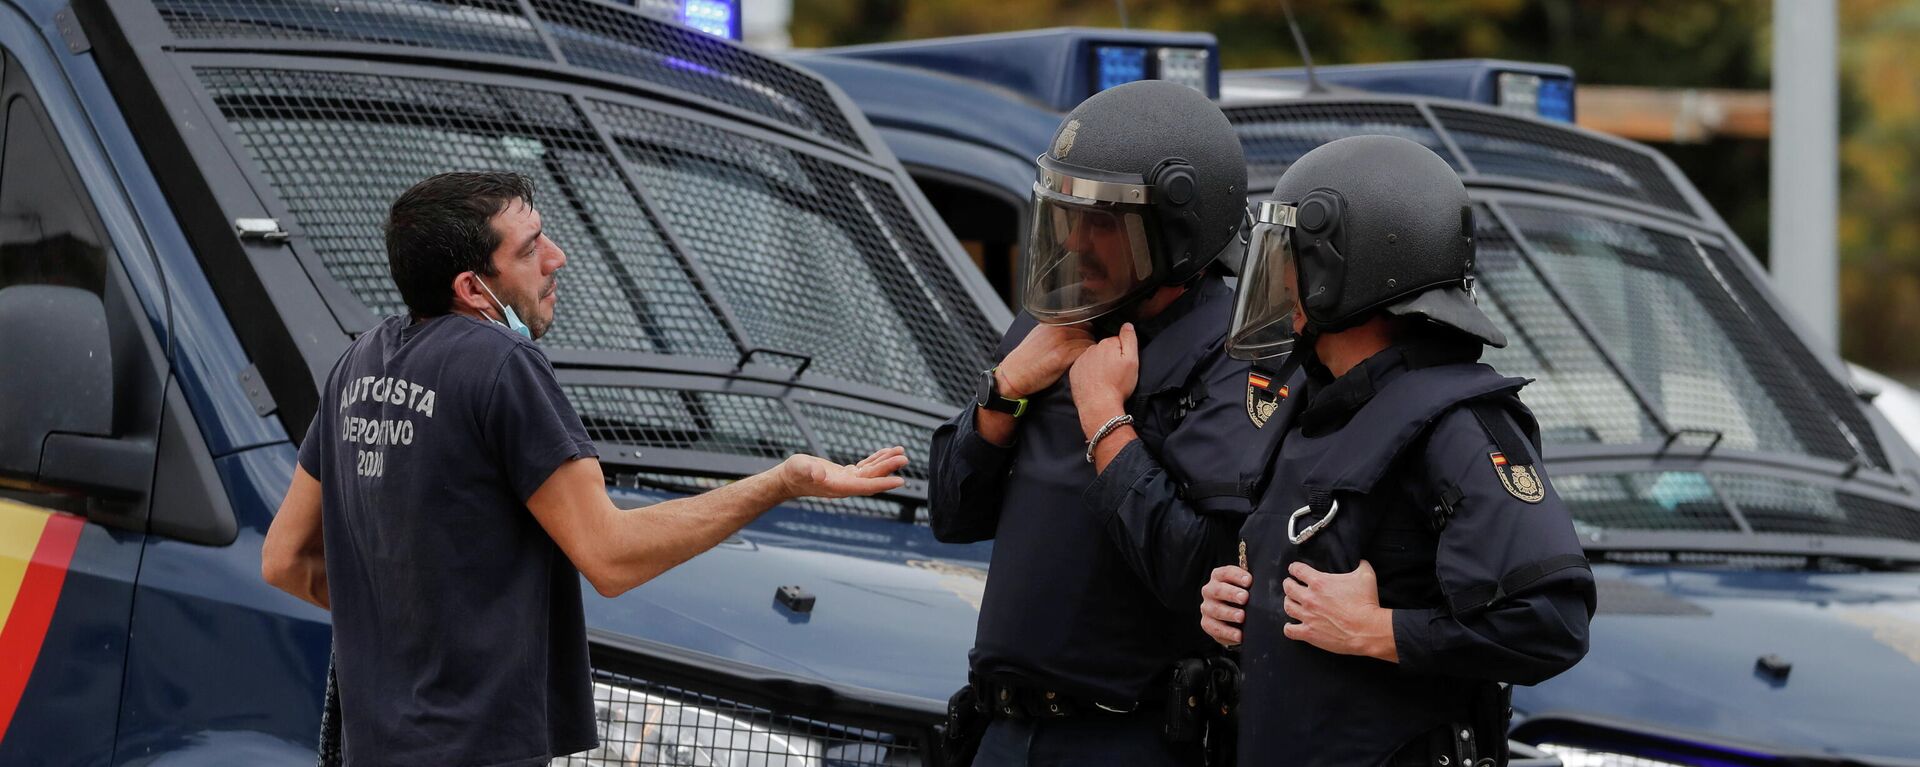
1490,452,1545,504
1245,372,1286,428
1052,119,1080,159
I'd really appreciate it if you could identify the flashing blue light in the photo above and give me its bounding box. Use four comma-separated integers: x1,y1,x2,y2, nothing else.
1537,76,1575,122
1094,45,1149,92
681,0,735,39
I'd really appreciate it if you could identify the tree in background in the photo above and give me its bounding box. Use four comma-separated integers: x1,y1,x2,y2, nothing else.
1838,0,1920,375
793,0,1920,379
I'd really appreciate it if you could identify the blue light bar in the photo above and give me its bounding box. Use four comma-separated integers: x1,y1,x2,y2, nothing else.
681,0,738,40
1537,76,1575,122
1094,45,1149,92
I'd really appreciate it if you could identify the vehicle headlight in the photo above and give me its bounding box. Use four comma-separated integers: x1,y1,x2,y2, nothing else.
1534,743,1691,767
556,682,824,766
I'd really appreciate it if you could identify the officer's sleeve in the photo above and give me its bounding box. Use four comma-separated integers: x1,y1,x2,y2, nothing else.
486,345,600,504
926,317,1036,544
1083,350,1255,612
927,404,1014,543
1391,405,1597,686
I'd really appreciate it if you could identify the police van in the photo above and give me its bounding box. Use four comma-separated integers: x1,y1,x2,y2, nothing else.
795,30,1920,766
0,0,1005,763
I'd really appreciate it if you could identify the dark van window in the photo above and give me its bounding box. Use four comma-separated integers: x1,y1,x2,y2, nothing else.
0,84,108,295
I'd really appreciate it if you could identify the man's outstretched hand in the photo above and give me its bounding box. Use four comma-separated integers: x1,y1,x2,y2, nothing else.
781,446,910,499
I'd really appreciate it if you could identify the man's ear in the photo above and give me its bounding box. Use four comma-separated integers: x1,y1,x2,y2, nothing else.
450,271,493,316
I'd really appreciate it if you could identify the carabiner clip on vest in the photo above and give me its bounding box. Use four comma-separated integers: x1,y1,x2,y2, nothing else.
1287,499,1340,544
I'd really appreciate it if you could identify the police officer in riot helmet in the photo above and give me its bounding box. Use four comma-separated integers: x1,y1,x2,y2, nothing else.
928,80,1303,766
1198,135,1596,766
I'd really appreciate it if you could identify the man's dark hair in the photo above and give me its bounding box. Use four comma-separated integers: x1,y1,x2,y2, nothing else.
384,171,537,318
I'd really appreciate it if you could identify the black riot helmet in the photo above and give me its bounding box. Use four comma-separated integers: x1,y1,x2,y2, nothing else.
1023,80,1247,326
1227,134,1506,360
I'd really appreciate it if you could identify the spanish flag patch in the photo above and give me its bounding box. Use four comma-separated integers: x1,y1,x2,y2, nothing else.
1245,372,1284,427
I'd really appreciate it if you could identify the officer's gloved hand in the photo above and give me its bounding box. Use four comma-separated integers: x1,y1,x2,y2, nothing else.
1200,564,1252,647
996,323,1096,400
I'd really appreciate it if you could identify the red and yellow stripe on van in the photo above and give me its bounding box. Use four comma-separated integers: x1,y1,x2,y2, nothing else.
0,500,85,744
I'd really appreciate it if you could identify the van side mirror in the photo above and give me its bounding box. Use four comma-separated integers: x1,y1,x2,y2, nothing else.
0,285,154,496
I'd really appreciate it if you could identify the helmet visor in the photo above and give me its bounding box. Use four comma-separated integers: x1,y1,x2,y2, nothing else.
1023,186,1156,325
1228,202,1300,360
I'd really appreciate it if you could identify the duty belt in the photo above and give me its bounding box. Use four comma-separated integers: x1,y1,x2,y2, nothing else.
974,673,1150,720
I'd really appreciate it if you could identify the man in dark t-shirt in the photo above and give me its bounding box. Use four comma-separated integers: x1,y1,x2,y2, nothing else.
261,172,909,766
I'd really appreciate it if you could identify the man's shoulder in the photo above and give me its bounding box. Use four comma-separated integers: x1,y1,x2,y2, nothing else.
418,314,546,364
333,314,548,389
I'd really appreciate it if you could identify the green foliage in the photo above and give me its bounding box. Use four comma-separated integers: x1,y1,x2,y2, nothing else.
1838,0,1920,374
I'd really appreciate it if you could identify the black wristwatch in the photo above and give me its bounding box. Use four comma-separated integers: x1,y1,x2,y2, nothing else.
975,368,1029,417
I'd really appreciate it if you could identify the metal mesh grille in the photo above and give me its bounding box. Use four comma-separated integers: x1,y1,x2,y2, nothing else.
1716,474,1920,542
1504,205,1871,466
1558,472,1741,534
566,385,807,460
154,0,862,152
611,472,925,522
558,668,925,766
1432,106,1692,215
796,403,932,481
1556,471,1920,543
529,0,863,152
196,67,737,358
1472,209,1661,446
1225,102,1458,195
591,99,995,406
156,0,550,58
1697,244,1889,470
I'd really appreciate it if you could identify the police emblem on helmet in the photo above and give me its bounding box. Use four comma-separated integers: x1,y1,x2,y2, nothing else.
1245,372,1285,428
1052,119,1080,159
1490,452,1545,504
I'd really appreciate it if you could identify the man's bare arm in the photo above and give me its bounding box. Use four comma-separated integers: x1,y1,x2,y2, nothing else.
262,466,330,610
530,447,908,597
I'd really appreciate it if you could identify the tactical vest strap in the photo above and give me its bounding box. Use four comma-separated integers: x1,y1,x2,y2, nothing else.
1306,486,1336,515
1296,365,1528,496
1466,400,1538,466
1431,484,1466,533
1446,554,1592,615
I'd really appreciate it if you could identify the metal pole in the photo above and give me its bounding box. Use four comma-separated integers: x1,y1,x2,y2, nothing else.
1769,0,1839,350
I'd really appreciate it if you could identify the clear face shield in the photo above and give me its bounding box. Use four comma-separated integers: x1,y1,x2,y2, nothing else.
1022,164,1159,326
1227,200,1302,361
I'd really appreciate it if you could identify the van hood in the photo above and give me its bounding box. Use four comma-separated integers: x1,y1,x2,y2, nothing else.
1515,564,1920,763
583,498,990,705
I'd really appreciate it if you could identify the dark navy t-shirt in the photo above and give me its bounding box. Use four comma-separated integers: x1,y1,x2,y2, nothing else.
298,314,599,766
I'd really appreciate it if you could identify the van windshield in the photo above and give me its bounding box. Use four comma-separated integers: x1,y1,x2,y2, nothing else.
1228,100,1920,551
114,0,1004,518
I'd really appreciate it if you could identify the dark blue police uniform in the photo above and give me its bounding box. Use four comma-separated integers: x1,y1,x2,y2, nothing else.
929,276,1299,766
1236,342,1596,767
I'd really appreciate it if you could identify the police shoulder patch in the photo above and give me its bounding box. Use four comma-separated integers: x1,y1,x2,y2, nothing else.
1245,372,1286,428
1489,452,1545,504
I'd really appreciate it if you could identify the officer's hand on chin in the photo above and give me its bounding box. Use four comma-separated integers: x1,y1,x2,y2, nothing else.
1281,561,1399,662
1068,322,1139,417
997,323,1097,399
1200,564,1252,647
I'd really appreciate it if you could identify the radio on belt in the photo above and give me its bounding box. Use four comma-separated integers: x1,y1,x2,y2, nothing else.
775,585,815,613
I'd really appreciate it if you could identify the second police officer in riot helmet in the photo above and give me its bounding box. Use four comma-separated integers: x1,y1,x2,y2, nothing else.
1198,134,1597,766
927,79,1303,766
